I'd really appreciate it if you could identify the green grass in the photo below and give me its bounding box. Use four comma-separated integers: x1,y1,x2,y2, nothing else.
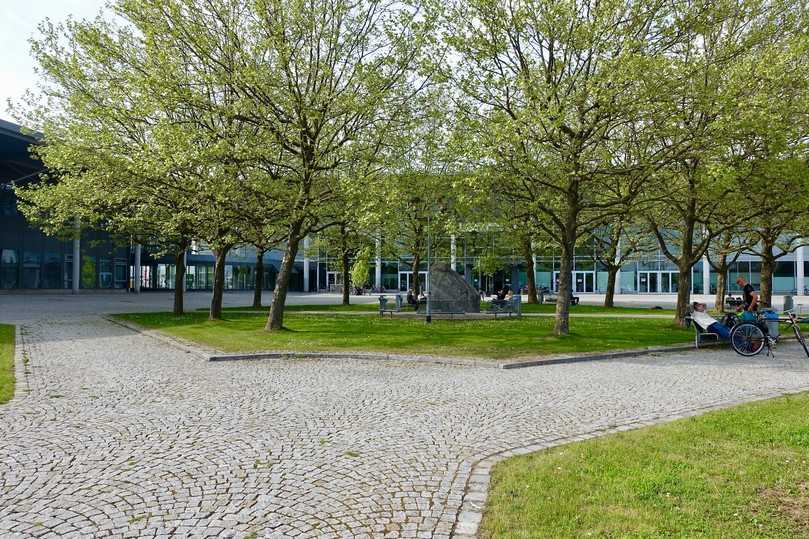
116,312,690,359
201,302,676,316
0,324,15,404
481,392,809,538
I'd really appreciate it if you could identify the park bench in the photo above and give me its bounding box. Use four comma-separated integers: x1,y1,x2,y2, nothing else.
378,295,466,318
378,294,405,317
540,289,580,306
486,295,522,318
684,310,721,349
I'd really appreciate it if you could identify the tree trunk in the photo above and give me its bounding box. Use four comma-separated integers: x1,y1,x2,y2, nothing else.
604,267,618,308
172,244,187,316
554,195,579,336
714,267,727,312
210,246,230,321
253,249,265,309
554,246,574,336
675,265,692,327
266,226,302,331
760,255,774,308
521,237,538,304
341,249,351,305
411,252,422,296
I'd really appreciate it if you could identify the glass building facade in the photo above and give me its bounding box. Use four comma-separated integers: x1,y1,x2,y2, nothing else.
1,119,805,296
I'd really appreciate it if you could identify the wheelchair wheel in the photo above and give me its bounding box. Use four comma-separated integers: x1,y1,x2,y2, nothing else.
731,322,765,356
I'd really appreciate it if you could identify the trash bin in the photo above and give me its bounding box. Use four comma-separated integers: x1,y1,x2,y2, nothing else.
784,295,795,312
764,310,780,338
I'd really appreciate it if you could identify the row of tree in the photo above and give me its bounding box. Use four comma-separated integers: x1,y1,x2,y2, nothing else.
12,0,809,334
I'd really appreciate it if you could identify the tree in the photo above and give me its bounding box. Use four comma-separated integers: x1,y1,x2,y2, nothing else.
745,160,809,307
214,0,432,330
589,220,656,308
706,228,753,310
442,0,681,335
642,0,802,324
350,247,372,291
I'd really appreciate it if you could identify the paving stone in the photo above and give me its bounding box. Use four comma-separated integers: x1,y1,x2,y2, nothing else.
2,316,809,538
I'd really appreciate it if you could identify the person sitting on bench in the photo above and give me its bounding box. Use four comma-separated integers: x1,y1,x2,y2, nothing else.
691,302,732,339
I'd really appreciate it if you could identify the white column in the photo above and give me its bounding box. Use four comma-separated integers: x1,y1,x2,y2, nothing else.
72,216,80,294
134,243,142,293
450,234,457,270
702,256,711,300
303,236,311,293
614,240,622,295
797,244,805,295
374,234,382,291
182,250,188,292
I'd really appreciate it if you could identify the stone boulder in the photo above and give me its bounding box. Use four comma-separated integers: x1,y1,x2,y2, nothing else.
428,262,480,313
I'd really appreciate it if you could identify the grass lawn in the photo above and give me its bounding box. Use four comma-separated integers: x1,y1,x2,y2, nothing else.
0,324,15,404
117,312,690,359
481,392,809,538
203,303,676,316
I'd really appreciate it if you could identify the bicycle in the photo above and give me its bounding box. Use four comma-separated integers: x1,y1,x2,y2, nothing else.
730,310,809,358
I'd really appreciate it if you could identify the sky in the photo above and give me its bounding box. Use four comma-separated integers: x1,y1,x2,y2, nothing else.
0,0,108,123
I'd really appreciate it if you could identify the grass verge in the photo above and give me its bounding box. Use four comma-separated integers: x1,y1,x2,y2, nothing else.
116,312,690,359
481,392,809,538
0,324,15,404
201,303,676,316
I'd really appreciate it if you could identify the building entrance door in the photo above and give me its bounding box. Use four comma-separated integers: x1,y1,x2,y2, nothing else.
553,272,595,293
638,271,658,293
573,271,595,293
639,271,678,293
326,271,343,292
398,271,427,292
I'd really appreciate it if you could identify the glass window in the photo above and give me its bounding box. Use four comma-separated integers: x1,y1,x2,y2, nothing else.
42,252,61,288
64,254,73,289
99,258,113,288
22,251,41,288
114,261,127,288
775,261,794,277
0,249,18,289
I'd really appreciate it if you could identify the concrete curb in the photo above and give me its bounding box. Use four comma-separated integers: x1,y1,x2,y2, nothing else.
208,342,721,369
103,316,217,359
451,384,809,538
12,324,31,402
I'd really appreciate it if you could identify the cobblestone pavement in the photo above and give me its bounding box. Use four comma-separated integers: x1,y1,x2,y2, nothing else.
3,317,809,538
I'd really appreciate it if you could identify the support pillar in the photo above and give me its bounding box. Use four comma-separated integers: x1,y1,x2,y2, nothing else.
797,244,805,295
134,243,142,293
614,240,621,294
374,234,382,292
72,217,80,294
702,256,711,299
450,235,457,270
303,236,310,293
182,250,188,292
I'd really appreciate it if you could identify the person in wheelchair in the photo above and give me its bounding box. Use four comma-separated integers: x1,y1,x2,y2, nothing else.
690,302,733,339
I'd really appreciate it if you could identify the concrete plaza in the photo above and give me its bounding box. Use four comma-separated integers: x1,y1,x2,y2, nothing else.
1,293,809,538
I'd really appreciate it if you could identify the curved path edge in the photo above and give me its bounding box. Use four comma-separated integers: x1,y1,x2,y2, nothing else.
451,385,809,538
106,315,718,370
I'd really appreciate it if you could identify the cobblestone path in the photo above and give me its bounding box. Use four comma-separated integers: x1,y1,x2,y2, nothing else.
3,317,809,538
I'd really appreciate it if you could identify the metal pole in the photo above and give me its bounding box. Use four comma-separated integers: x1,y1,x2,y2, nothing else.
134,243,142,293
72,216,80,294
426,215,432,324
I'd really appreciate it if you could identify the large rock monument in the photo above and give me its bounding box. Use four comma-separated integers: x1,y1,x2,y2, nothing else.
428,262,480,313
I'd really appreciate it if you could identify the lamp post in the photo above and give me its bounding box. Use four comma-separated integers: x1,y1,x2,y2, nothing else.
426,214,432,324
